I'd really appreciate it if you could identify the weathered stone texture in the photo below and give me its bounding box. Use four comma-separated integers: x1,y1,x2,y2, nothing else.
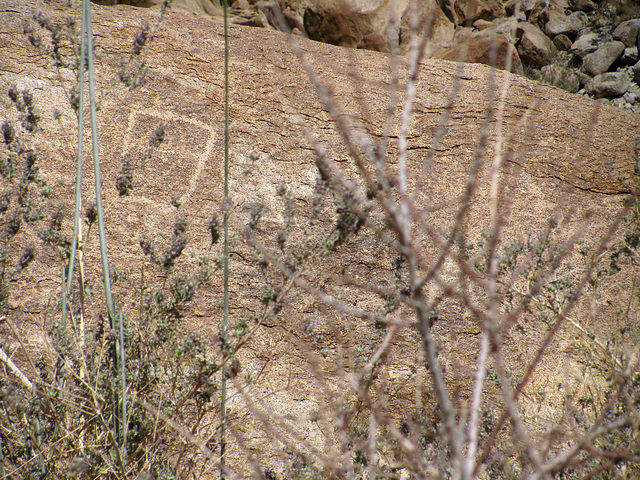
1,0,640,475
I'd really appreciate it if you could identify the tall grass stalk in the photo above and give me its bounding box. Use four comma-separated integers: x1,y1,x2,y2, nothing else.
221,0,230,478
82,0,125,451
118,308,128,457
84,1,114,326
61,0,89,335
61,0,125,454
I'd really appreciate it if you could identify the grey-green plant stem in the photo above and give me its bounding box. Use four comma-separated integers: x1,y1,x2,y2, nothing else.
119,308,128,460
62,0,89,334
84,1,114,324
84,0,120,446
221,0,230,478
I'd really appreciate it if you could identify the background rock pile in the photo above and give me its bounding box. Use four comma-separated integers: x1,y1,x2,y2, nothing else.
98,0,640,112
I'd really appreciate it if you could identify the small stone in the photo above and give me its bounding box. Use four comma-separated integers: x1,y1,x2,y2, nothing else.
473,19,494,31
481,17,519,36
610,97,625,108
553,34,572,51
569,0,597,12
570,33,600,58
544,10,586,39
621,47,639,66
544,12,574,37
633,60,640,85
452,0,505,27
504,0,540,15
568,11,588,32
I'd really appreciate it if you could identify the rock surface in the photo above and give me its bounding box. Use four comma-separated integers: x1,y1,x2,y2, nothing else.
569,32,601,57
98,0,640,112
612,18,640,48
582,40,625,75
544,10,586,38
517,21,558,68
586,71,631,97
434,29,524,74
1,1,640,477
634,60,640,84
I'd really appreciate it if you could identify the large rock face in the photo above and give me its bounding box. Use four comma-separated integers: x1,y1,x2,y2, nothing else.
1,1,639,478
97,0,640,113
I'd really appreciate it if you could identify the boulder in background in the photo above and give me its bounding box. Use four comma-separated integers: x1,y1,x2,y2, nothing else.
517,21,558,68
612,18,640,48
586,71,630,96
582,40,625,75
